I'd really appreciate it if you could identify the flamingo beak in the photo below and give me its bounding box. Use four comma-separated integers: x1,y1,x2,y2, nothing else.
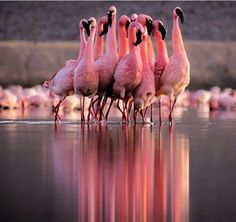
158,23,167,40
99,22,109,36
82,20,90,36
134,29,143,46
107,11,112,27
125,20,130,38
176,8,185,23
145,18,153,35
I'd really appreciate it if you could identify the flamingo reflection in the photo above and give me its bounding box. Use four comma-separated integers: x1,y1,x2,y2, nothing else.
49,125,189,222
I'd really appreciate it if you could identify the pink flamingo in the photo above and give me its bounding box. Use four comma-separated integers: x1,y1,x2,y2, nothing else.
43,19,87,122
130,13,138,22
100,14,131,121
94,16,108,61
95,6,118,121
136,14,155,72
113,22,144,121
133,28,156,123
156,7,190,124
153,20,169,124
74,17,98,123
118,15,131,61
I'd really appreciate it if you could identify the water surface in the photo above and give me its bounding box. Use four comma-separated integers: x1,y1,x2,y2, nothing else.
0,108,236,222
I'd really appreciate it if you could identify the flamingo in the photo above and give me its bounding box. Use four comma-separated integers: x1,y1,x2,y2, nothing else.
102,14,131,121
112,22,144,121
156,7,190,124
153,20,169,124
74,17,98,123
136,14,155,72
43,18,88,122
118,15,131,61
94,16,108,61
133,28,156,123
95,6,118,121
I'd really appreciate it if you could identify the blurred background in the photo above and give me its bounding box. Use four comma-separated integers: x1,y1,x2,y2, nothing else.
0,1,236,89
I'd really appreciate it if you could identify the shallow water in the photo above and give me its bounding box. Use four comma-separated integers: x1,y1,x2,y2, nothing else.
0,108,236,222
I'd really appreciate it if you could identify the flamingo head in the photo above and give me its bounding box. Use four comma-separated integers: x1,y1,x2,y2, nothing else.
107,6,117,27
136,14,153,36
119,15,131,37
153,20,167,40
81,19,90,36
88,17,97,30
174,7,185,23
129,22,145,46
98,16,109,36
130,13,138,22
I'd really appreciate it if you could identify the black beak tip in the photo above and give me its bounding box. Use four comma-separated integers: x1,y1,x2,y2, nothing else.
134,29,142,46
175,8,185,24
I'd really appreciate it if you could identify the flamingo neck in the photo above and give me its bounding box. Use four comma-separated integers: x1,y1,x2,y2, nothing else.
78,28,86,60
118,25,128,60
94,24,104,61
106,16,117,58
172,17,186,56
83,29,95,62
140,37,151,73
147,36,155,58
154,33,169,65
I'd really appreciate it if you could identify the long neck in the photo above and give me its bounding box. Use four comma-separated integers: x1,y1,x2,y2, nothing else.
147,36,155,58
172,17,186,55
94,25,104,60
140,37,150,73
83,29,95,62
118,25,128,60
78,28,86,60
128,29,140,57
106,16,117,57
154,33,169,64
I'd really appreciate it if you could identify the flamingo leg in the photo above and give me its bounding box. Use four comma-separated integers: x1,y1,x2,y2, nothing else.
140,109,145,123
133,109,138,124
168,99,172,124
159,99,162,125
54,95,67,123
87,98,94,123
99,96,108,122
105,98,114,121
81,96,85,123
150,104,153,123
127,100,133,123
95,95,102,120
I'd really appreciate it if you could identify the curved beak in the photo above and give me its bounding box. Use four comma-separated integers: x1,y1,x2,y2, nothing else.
82,20,90,36
107,10,112,27
145,18,153,35
134,29,143,46
99,22,109,36
176,8,185,23
158,23,167,40
125,20,130,38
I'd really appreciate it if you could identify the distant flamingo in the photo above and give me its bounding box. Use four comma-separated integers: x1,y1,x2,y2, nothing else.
94,16,108,61
74,17,98,123
113,22,144,121
156,7,190,124
43,19,87,122
153,20,169,124
133,28,155,123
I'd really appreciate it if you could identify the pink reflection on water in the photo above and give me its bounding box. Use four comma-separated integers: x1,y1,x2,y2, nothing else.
49,125,189,222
